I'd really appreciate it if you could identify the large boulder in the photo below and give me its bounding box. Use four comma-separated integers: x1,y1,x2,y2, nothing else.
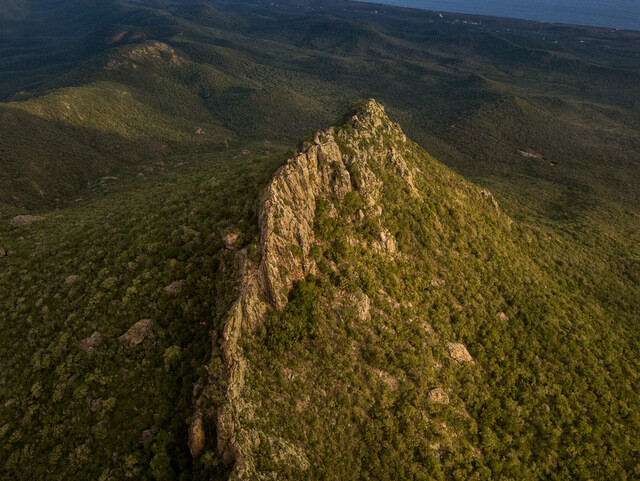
446,342,474,363
79,331,101,355
188,416,206,458
428,388,450,404
118,319,153,346
163,279,186,296
222,231,242,250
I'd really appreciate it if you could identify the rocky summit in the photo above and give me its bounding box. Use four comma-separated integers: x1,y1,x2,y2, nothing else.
177,100,638,480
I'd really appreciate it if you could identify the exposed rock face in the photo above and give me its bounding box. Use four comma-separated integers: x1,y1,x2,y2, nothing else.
11,215,44,227
163,280,186,296
207,99,423,478
118,319,153,346
446,342,474,363
79,331,101,355
259,133,351,310
428,388,450,404
349,291,372,321
188,416,206,458
222,232,242,250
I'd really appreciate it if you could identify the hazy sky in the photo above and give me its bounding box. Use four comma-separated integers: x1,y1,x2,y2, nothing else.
356,0,640,31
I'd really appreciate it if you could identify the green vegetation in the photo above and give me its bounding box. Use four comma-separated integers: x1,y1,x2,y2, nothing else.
0,145,288,479
245,115,640,480
0,0,639,479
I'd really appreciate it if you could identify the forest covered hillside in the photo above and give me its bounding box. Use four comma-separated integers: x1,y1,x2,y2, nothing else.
0,1,639,480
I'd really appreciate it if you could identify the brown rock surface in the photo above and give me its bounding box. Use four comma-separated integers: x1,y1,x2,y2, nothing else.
428,388,450,404
118,319,153,346
446,342,474,363
188,416,206,458
79,331,101,354
163,279,186,296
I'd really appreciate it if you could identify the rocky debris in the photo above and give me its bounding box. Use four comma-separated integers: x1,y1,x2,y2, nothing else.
10,215,44,227
389,147,418,195
480,189,500,212
497,312,509,322
446,342,474,363
422,322,436,335
90,398,103,412
163,279,186,296
372,368,400,390
118,319,153,347
428,388,450,404
65,275,80,286
222,232,242,250
188,416,206,458
79,331,101,355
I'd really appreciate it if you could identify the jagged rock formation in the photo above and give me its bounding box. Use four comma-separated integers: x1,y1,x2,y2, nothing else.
203,99,512,479
208,100,405,478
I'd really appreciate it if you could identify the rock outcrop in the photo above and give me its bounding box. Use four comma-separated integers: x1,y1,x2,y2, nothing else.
428,388,450,404
188,416,206,458
118,319,153,346
79,331,101,355
207,100,428,478
446,342,474,363
163,280,186,296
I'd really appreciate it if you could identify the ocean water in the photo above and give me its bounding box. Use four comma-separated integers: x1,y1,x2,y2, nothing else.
358,0,640,31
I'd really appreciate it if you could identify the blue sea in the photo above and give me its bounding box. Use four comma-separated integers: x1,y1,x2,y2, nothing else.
357,0,640,31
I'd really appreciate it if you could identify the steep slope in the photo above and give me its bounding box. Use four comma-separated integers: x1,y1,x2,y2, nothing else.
196,100,640,480
0,144,290,480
